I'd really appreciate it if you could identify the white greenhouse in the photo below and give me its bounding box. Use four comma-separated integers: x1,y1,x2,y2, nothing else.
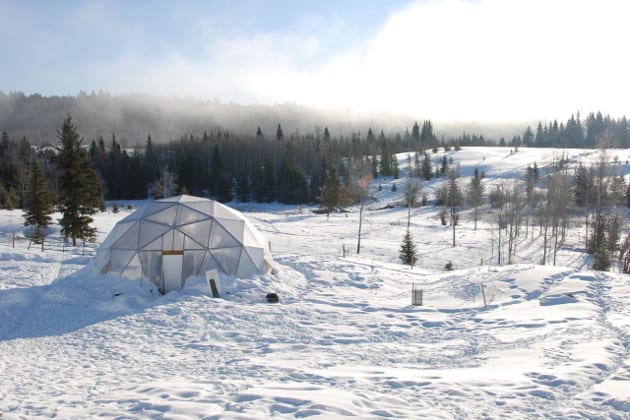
94,195,273,293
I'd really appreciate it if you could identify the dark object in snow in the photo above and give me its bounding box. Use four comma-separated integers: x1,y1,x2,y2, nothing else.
208,278,220,298
445,261,453,271
266,293,279,303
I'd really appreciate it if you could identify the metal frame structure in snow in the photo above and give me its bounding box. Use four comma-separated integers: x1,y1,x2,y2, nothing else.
94,195,272,293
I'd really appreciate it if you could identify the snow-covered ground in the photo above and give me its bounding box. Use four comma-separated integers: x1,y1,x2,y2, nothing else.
1,147,629,419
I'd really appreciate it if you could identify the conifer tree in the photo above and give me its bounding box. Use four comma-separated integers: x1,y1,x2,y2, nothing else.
319,166,341,215
446,167,463,246
323,126,330,141
235,170,250,202
209,145,223,197
439,155,449,177
276,124,284,141
467,167,484,230
276,142,306,204
143,134,160,188
411,122,420,146
216,173,233,203
56,114,102,245
23,156,52,240
399,229,416,267
421,152,433,180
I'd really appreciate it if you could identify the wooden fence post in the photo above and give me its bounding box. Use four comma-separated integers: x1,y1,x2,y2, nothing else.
480,282,487,307
12,233,15,248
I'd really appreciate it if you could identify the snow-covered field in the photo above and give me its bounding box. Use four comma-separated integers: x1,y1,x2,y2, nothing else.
1,147,629,419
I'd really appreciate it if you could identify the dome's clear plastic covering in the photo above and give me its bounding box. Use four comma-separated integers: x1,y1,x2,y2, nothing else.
94,195,272,293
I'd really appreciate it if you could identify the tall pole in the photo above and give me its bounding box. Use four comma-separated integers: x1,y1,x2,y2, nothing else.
407,190,411,230
356,177,372,255
357,187,365,254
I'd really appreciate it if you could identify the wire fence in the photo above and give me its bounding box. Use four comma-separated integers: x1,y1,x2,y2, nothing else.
3,232,101,257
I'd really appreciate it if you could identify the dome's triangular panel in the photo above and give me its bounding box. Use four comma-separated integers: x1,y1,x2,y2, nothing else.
209,222,240,249
178,195,206,203
122,254,143,280
200,251,221,273
94,248,110,269
172,229,185,249
161,229,186,250
242,225,264,248
242,246,265,267
139,251,161,280
119,205,147,222
212,202,243,221
175,206,211,226
111,222,141,250
143,202,176,218
138,221,172,248
236,250,259,277
182,233,206,250
109,249,136,274
216,219,245,243
103,221,136,248
183,201,215,217
183,250,207,279
210,246,242,274
145,207,177,226
180,220,213,248
142,236,164,251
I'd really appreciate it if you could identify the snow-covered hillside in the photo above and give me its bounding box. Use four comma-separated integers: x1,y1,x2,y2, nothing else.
1,147,629,419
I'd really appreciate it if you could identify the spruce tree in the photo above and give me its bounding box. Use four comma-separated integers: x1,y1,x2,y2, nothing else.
592,230,611,271
235,170,250,202
56,114,102,246
411,122,420,146
421,152,433,180
467,167,484,230
399,229,417,267
276,124,284,141
323,126,330,141
445,167,463,246
276,142,306,204
23,156,52,240
319,166,341,215
209,145,223,197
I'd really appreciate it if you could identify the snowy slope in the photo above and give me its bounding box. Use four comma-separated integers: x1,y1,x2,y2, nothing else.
0,147,629,419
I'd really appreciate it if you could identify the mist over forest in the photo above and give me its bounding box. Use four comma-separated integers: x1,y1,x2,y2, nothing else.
0,91,527,146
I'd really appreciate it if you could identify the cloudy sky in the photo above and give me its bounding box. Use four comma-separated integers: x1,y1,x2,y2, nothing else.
1,0,629,122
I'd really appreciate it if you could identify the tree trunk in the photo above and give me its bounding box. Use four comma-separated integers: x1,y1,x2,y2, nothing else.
497,227,502,265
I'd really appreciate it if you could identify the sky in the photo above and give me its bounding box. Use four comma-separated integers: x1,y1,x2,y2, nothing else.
1,0,629,122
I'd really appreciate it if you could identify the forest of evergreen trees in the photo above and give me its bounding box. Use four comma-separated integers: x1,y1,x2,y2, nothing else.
1,107,629,210
0,115,446,206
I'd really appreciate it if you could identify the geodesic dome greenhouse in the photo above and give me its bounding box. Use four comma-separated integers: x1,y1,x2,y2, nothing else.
94,195,273,293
